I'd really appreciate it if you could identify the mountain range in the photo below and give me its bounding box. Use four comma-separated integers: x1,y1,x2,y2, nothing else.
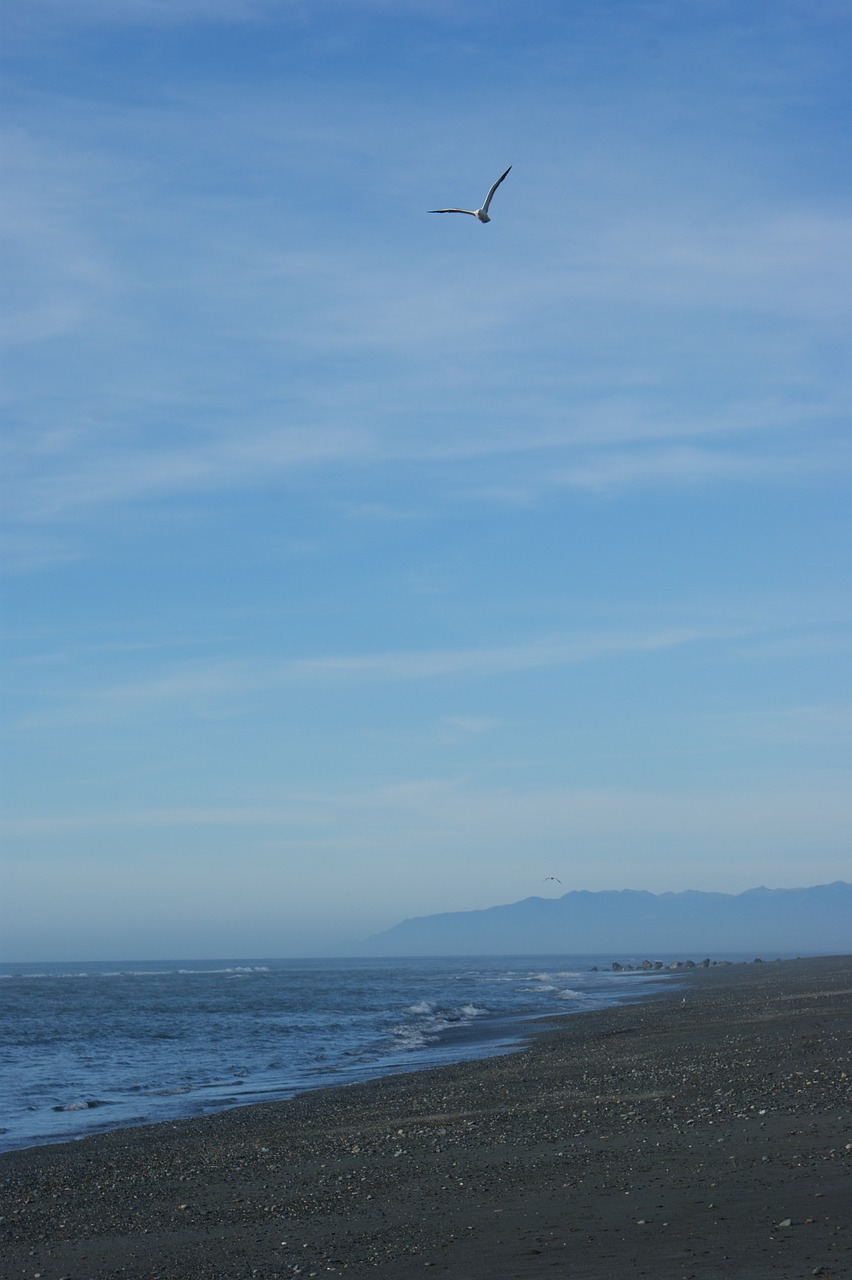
363,882,852,956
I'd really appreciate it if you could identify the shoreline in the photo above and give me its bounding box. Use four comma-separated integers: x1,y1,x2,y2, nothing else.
0,955,687,1157
2,954,850,1278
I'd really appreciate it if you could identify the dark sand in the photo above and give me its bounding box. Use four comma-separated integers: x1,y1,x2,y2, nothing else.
2,956,850,1280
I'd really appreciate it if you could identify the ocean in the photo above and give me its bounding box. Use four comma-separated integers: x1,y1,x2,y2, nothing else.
0,955,683,1154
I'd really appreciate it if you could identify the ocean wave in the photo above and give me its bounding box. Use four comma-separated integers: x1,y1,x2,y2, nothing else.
176,966,271,976
390,1001,489,1053
0,956,678,1155
529,970,582,983
52,1099,109,1112
457,1003,487,1018
1,965,273,982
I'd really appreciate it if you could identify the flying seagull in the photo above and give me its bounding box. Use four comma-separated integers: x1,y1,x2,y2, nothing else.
429,166,512,223
543,876,562,884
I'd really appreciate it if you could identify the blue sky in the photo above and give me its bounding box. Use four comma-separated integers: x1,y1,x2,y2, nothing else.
2,0,850,960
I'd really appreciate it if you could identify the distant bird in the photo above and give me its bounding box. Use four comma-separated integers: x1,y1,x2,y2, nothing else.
429,166,512,223
543,876,562,884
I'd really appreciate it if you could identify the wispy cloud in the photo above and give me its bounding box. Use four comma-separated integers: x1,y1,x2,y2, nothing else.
6,774,851,899
6,392,848,533
6,0,273,31
0,129,116,345
4,58,849,550
719,702,852,745
0,530,84,575
441,715,502,735
283,629,704,680
1,804,316,837
10,627,712,728
566,211,852,321
5,425,371,523
546,440,852,495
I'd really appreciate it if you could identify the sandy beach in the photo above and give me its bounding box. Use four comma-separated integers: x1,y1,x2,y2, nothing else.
2,954,850,1279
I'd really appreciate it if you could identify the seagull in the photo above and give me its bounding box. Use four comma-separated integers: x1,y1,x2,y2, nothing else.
429,166,512,223
543,876,562,884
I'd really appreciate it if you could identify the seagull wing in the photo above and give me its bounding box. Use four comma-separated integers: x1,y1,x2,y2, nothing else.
429,208,478,216
480,166,512,215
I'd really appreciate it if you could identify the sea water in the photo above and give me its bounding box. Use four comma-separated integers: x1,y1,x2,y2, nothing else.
0,955,676,1153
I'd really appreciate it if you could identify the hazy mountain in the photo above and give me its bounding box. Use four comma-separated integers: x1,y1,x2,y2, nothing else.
362,882,852,956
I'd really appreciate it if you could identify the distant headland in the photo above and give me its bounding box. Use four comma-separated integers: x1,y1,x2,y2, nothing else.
360,881,852,956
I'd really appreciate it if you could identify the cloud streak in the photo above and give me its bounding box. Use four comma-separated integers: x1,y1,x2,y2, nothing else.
10,627,713,728
6,396,848,534
2,1,850,956
6,775,851,896
4,60,849,555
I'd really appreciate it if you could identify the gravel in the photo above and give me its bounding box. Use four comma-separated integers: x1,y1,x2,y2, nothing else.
2,954,850,1279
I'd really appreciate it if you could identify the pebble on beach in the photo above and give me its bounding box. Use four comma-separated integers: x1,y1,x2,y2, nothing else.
1,955,850,1280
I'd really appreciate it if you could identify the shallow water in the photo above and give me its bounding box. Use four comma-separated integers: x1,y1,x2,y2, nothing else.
0,954,685,1152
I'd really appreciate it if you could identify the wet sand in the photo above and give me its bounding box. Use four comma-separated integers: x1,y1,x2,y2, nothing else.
2,954,850,1279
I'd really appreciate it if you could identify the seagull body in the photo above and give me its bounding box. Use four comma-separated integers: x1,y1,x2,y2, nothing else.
429,166,512,223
